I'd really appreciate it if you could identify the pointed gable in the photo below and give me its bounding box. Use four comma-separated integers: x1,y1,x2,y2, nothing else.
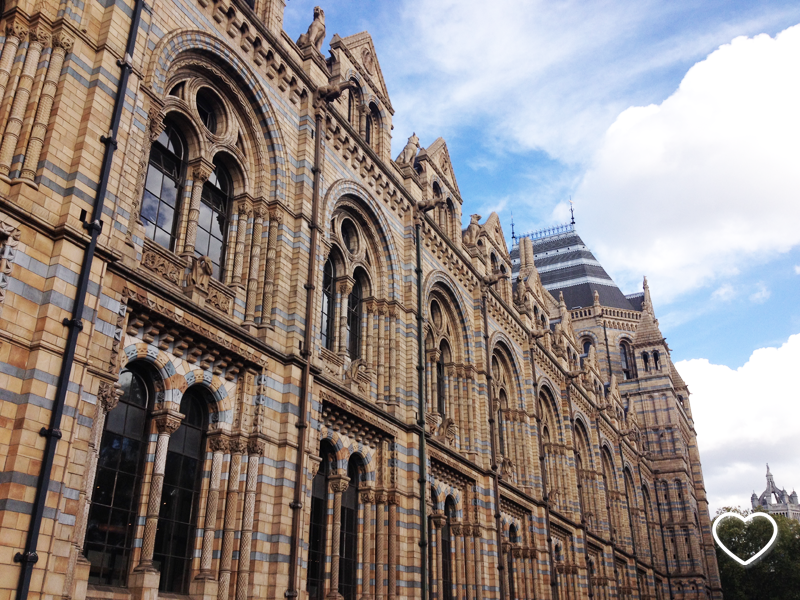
424,137,461,197
483,212,510,257
338,31,393,114
633,278,666,348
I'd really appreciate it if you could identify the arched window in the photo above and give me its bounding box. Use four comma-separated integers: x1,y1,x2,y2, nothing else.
198,159,232,280
85,368,151,586
642,352,650,372
141,121,186,251
508,524,518,600
366,103,380,151
347,278,363,358
307,442,335,600
347,81,360,127
498,389,508,456
436,349,446,415
365,114,373,146
653,350,661,370
339,457,362,600
154,387,208,593
582,339,592,355
441,497,456,600
620,341,634,380
321,258,335,350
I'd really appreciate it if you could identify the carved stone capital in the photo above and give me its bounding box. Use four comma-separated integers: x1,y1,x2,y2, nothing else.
147,108,166,142
190,158,215,182
229,438,248,455
52,31,74,52
209,435,229,453
337,279,353,296
153,410,183,435
431,514,446,530
360,490,376,505
31,26,51,46
268,208,284,223
376,491,389,504
98,381,124,412
248,438,266,456
7,21,29,41
328,474,350,494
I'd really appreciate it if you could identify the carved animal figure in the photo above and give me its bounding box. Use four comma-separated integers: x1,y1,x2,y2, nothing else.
397,132,420,165
191,255,213,291
297,6,326,52
462,214,481,245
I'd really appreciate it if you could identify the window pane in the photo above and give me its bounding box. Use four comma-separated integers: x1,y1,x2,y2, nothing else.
154,226,172,250
161,176,178,208
199,200,213,232
195,229,210,257
141,191,159,224
156,204,174,230
146,166,163,196
211,210,225,240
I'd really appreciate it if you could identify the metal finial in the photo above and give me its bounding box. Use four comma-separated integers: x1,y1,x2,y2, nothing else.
511,212,516,244
569,197,575,225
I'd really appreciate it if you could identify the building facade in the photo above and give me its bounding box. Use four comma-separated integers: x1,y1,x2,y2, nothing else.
0,1,721,600
751,465,800,521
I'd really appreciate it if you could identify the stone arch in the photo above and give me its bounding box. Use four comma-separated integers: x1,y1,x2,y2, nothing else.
431,481,463,517
144,30,289,202
321,179,401,301
423,270,475,364
318,428,378,479
490,333,525,410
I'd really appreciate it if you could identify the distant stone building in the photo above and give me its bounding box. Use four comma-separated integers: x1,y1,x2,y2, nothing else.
751,465,800,521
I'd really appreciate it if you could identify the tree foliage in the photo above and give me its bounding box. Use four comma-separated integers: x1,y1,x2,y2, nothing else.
713,506,800,600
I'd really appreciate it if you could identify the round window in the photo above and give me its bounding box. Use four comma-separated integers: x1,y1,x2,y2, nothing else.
196,88,221,134
341,219,359,254
430,299,443,329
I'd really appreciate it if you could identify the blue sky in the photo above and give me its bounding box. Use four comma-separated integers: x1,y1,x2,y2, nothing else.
284,0,800,511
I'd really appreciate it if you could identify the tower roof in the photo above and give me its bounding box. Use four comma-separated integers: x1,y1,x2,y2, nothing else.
511,224,635,310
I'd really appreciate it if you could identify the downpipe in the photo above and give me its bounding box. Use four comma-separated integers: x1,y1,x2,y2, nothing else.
13,1,144,598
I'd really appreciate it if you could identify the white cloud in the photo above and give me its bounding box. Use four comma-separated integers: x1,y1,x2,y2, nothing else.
794,265,800,275
749,282,771,303
577,25,800,302
711,283,736,302
677,333,800,515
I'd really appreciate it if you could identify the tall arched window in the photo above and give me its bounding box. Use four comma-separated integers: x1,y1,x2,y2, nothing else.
198,159,232,280
307,442,336,600
508,524,519,600
582,339,592,355
365,114,373,146
498,389,508,456
441,497,456,600
141,122,186,251
642,352,650,372
339,457,363,600
347,278,362,358
620,341,634,380
436,342,449,416
85,368,151,586
653,350,661,370
153,388,208,593
321,258,335,350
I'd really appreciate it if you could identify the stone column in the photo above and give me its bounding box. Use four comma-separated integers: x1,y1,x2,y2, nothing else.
232,202,250,286
453,523,466,600
135,410,183,571
337,279,353,356
388,307,397,405
466,369,476,459
261,208,282,325
0,21,27,102
365,302,375,395
388,493,398,600
18,31,73,185
464,525,475,600
375,491,388,600
472,526,483,600
218,438,246,600
181,158,214,257
360,489,376,600
196,436,227,579
512,546,524,600
431,515,445,600
0,26,49,181
328,474,350,600
376,305,385,405
500,543,511,600
522,548,532,600
244,207,264,324
360,299,369,362
236,439,263,600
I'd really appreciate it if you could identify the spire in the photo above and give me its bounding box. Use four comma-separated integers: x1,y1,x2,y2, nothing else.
642,276,655,317
511,212,516,245
569,198,575,225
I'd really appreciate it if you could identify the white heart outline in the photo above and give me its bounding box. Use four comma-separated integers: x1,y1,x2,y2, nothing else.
712,511,779,568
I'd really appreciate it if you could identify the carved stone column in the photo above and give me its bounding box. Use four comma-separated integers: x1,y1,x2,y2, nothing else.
196,436,227,579
512,546,524,600
360,488,376,600
327,474,350,600
365,302,375,393
244,207,264,324
18,31,73,185
375,491,388,600
337,279,353,356
432,514,446,599
0,22,27,102
388,493,397,600
500,543,511,600
135,410,183,571
360,299,369,363
472,526,483,600
388,307,397,405
463,524,475,600
376,305,386,405
453,523,466,600
218,438,246,600
181,158,214,257
261,208,282,325
232,202,250,286
236,439,264,600
0,26,49,180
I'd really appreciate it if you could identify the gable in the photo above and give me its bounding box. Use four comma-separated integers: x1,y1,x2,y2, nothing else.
483,212,509,256
337,31,393,114
425,137,461,197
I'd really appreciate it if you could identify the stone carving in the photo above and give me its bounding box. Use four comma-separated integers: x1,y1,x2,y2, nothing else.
344,358,369,394
0,220,21,307
97,381,124,413
142,249,181,284
248,438,265,456
191,255,213,292
230,438,248,455
296,6,325,52
462,214,481,246
155,414,182,435
209,436,229,453
396,133,419,165
329,475,350,494
208,285,232,314
361,47,375,75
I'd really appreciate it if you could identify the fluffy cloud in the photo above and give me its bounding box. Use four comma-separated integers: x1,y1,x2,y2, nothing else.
677,333,800,515
577,25,800,302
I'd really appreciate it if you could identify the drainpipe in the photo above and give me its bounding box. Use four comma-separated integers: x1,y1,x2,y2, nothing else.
286,96,328,599
480,285,507,600
13,2,144,599
602,320,613,381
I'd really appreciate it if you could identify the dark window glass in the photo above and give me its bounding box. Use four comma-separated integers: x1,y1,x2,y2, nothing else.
508,525,518,600
441,499,455,600
308,445,334,600
621,343,633,380
154,389,207,593
436,352,446,415
365,115,372,145
339,459,360,600
653,350,661,370
346,279,362,358
583,340,592,355
142,123,185,251
198,161,232,280
642,352,650,372
321,259,335,350
85,370,149,587
196,89,218,134
498,389,507,455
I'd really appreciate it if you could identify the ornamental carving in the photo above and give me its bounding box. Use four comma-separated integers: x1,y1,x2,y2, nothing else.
209,436,229,453
248,438,265,456
142,249,181,284
97,381,123,412
230,439,248,454
328,475,350,494
360,490,376,504
0,219,21,308
207,284,232,314
191,256,213,292
52,31,75,52
155,414,183,435
6,21,28,41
